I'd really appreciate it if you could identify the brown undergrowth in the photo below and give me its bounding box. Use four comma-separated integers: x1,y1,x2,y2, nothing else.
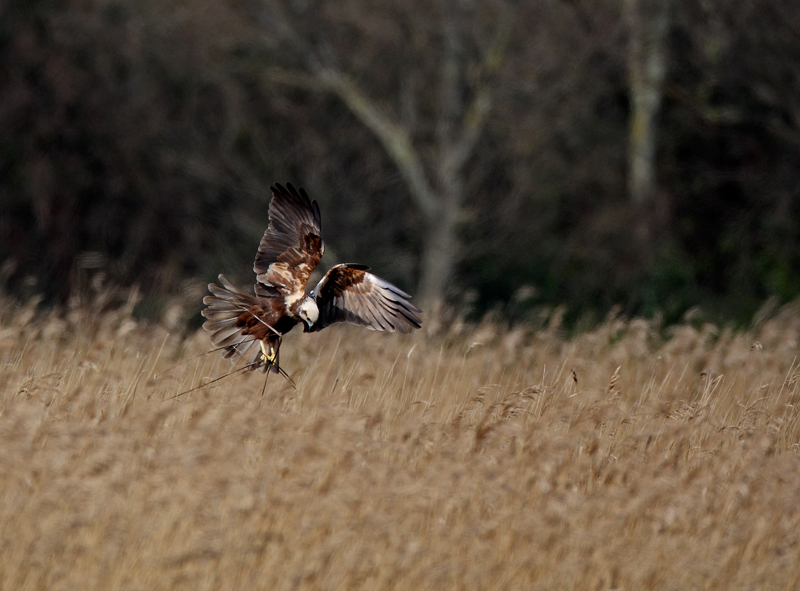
2,297,800,590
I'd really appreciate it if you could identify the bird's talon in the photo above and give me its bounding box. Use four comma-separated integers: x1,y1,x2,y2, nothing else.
259,341,276,365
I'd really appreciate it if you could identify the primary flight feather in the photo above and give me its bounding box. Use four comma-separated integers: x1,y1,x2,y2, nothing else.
202,183,422,374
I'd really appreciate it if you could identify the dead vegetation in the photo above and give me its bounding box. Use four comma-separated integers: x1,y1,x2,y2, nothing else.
1,297,800,590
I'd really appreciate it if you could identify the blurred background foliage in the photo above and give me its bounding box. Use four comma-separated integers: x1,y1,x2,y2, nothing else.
1,0,800,327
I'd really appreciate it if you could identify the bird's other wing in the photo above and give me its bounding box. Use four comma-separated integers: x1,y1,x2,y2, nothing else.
309,264,422,334
254,183,324,297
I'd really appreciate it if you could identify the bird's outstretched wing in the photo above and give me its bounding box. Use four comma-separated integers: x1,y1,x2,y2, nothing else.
309,264,422,334
254,183,324,297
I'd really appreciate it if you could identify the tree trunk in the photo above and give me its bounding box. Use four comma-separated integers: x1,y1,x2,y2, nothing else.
626,0,671,208
418,199,459,312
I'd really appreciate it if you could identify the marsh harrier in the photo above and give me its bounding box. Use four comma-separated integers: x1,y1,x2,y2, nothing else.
201,183,422,377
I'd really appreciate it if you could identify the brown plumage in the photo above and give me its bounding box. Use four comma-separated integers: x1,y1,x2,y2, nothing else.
202,183,422,375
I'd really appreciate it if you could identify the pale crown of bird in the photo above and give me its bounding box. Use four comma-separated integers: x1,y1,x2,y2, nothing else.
297,297,319,327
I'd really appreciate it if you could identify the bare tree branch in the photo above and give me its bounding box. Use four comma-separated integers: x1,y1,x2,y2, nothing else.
437,0,466,156
259,64,440,219
445,7,513,181
317,68,441,219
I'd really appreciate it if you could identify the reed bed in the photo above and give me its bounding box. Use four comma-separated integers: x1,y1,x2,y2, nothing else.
1,296,800,590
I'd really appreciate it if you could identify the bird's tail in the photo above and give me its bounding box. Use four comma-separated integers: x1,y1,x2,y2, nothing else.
201,274,268,371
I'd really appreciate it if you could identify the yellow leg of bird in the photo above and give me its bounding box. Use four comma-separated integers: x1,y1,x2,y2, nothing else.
259,341,276,365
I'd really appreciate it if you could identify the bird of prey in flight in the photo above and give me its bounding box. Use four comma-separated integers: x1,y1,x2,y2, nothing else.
201,183,422,383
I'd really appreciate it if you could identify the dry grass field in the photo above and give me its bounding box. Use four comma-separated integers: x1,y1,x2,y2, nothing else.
2,295,800,590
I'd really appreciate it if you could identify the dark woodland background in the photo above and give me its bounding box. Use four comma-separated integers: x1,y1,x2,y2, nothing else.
2,0,800,327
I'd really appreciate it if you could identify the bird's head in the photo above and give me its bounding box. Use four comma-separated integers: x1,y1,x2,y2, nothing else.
297,297,319,330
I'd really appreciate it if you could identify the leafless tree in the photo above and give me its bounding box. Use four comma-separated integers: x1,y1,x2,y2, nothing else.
241,0,513,312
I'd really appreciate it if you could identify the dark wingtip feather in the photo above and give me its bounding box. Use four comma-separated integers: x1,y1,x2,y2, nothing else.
312,200,322,229
406,301,423,315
